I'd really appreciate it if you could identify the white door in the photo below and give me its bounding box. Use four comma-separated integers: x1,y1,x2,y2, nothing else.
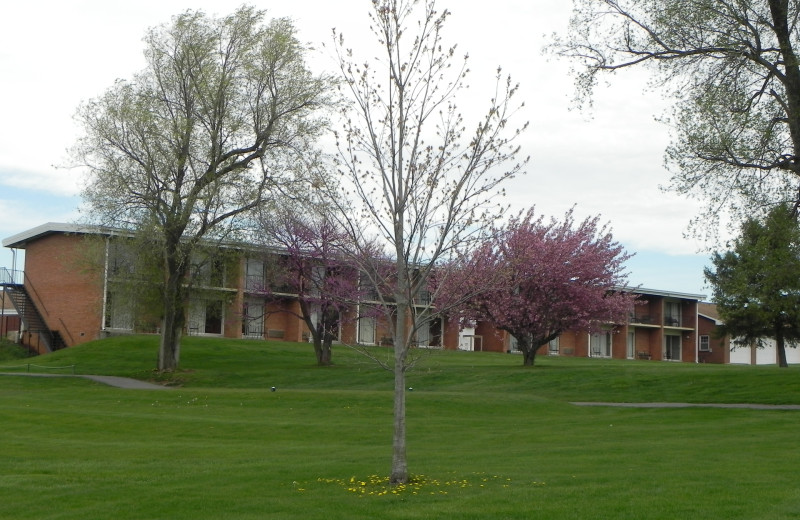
359,315,376,345
243,300,264,337
665,334,681,361
627,330,635,359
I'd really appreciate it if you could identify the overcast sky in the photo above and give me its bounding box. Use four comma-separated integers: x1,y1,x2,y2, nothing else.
0,1,714,296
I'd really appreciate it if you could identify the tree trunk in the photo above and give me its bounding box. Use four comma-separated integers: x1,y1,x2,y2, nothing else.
158,270,185,371
769,0,800,163
319,334,333,366
776,325,789,368
158,237,188,372
390,302,409,484
516,334,537,366
389,282,410,484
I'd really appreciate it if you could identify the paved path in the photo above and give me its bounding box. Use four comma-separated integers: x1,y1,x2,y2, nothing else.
571,401,800,410
0,372,170,390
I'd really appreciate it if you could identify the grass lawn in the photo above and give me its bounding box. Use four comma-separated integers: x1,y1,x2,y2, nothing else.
1,336,799,519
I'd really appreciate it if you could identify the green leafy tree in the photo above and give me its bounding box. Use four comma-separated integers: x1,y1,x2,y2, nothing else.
705,203,800,367
75,7,329,371
553,0,800,240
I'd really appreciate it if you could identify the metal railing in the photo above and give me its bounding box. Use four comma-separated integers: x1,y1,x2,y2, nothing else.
0,268,23,286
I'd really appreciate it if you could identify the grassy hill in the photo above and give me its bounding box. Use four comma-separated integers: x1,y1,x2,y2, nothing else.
1,336,798,519
4,334,799,404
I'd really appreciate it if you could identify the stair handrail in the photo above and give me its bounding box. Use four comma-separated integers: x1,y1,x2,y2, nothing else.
3,269,72,350
58,317,75,346
21,272,50,318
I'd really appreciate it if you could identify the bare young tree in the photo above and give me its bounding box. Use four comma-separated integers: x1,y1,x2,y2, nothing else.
75,7,330,371
330,0,528,484
553,0,800,240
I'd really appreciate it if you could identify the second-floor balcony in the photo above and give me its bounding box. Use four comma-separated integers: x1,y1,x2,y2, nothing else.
664,316,682,327
0,267,23,286
629,313,656,325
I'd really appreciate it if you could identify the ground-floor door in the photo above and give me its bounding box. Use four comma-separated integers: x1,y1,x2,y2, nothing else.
627,330,635,359
665,334,681,361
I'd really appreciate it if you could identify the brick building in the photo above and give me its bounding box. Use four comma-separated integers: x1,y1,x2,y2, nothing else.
456,287,708,363
3,223,715,363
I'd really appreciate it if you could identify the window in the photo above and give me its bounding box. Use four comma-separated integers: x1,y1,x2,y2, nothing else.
699,335,711,352
108,241,135,277
245,258,265,292
105,290,133,330
664,301,681,327
192,255,226,288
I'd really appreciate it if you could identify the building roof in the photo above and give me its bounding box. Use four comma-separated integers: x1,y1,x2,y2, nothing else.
2,222,121,249
3,223,710,302
698,302,723,325
621,286,708,302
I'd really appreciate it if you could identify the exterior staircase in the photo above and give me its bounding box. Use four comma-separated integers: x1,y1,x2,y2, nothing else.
0,268,66,352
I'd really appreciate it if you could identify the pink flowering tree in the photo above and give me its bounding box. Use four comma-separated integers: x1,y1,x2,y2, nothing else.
257,210,364,366
439,207,636,366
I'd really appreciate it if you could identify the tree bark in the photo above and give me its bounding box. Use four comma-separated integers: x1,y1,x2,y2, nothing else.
769,0,800,164
390,300,409,485
158,235,189,372
318,334,333,366
390,238,410,484
516,335,536,366
516,334,553,367
776,324,789,368
158,270,185,371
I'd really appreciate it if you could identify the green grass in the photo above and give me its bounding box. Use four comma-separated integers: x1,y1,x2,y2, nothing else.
0,338,32,361
0,336,799,519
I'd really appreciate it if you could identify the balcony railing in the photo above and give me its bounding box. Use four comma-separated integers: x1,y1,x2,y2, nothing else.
664,316,681,327
0,268,23,286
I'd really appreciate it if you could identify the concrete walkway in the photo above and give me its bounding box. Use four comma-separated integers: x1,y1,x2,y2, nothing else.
571,401,800,410
0,372,170,390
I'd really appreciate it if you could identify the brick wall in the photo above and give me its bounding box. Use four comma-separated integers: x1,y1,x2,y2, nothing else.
24,233,104,347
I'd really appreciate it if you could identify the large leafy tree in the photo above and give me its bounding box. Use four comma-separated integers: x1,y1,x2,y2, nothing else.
705,203,800,367
554,0,800,239
439,208,636,366
329,0,528,484
75,7,329,371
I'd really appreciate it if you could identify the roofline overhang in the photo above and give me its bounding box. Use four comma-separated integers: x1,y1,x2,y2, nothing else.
2,222,125,249
3,223,711,303
614,285,707,302
698,313,724,326
1,222,269,254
